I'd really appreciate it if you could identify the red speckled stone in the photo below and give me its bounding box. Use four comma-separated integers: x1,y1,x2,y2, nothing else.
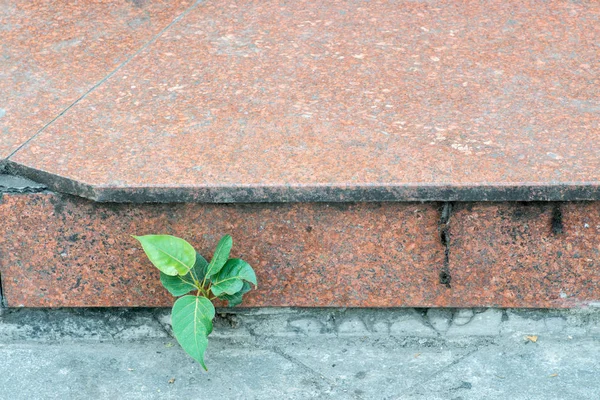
1,193,599,308
0,0,194,159
7,0,600,201
0,193,445,307
447,203,600,307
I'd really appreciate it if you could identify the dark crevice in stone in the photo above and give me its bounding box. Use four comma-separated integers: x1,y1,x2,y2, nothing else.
551,203,564,235
0,272,5,310
439,202,453,288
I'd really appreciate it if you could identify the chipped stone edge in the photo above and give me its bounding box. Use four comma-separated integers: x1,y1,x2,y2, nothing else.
0,173,47,195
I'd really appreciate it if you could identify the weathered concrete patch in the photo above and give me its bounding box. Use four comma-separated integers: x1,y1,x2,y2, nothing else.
0,174,46,194
0,308,169,341
275,338,476,400
2,308,598,341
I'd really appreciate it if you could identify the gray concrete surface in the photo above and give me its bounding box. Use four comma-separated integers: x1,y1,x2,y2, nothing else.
0,307,598,399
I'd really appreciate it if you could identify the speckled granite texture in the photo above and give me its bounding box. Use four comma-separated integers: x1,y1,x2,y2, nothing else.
2,0,599,202
1,193,598,308
449,203,600,308
0,0,194,160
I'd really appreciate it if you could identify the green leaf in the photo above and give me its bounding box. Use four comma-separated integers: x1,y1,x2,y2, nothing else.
159,253,209,297
205,234,233,278
219,281,252,307
133,235,196,276
190,252,210,281
171,295,215,371
211,278,244,297
211,259,257,297
160,273,196,297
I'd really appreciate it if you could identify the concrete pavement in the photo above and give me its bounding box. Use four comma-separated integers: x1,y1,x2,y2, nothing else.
0,307,598,400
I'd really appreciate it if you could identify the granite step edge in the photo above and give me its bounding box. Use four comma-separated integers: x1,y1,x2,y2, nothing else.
3,161,600,203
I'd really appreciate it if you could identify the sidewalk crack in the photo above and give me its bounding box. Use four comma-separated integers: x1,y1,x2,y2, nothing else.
152,311,174,338
269,345,352,397
398,345,485,399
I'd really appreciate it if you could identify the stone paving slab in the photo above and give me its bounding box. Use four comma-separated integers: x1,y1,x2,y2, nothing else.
0,192,446,307
403,338,600,400
0,0,194,160
0,308,599,400
2,192,599,308
5,0,600,202
0,342,329,400
2,339,596,400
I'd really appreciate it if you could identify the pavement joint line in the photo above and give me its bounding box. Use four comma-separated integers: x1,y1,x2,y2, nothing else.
269,345,342,396
415,309,444,337
152,312,174,339
398,344,486,399
4,0,205,163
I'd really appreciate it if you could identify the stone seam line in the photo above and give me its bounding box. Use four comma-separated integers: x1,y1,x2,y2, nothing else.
2,0,204,166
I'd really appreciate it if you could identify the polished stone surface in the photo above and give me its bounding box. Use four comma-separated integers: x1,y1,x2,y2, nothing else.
0,0,194,159
4,0,600,202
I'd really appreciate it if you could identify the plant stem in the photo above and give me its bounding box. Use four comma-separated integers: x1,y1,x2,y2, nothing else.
189,267,202,289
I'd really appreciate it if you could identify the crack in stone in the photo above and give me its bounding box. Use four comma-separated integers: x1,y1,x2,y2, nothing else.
413,308,444,336
0,272,5,313
551,203,564,235
439,202,453,288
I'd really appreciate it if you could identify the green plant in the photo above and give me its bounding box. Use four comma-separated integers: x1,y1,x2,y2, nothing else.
133,234,257,371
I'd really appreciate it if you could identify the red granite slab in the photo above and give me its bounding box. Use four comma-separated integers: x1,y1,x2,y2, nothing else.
0,193,445,307
1,193,599,308
7,0,600,202
0,0,194,160
447,202,600,308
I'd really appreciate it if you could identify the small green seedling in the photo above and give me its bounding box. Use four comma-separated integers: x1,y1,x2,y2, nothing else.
133,234,257,371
